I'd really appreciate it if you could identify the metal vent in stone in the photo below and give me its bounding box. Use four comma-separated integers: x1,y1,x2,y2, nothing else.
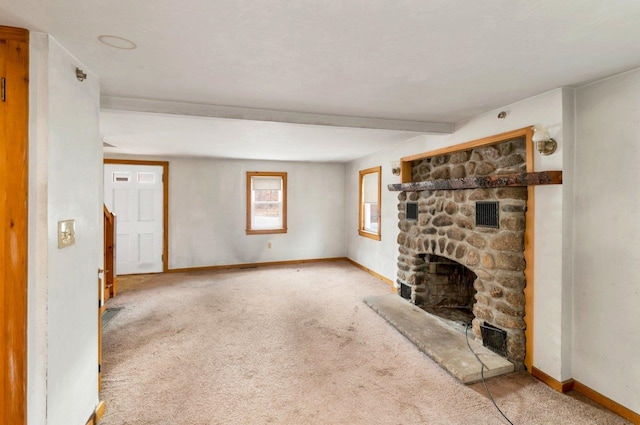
406,202,418,221
480,322,507,357
476,201,499,228
400,283,412,300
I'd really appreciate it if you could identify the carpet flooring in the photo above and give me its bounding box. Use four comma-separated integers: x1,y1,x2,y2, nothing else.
100,261,630,424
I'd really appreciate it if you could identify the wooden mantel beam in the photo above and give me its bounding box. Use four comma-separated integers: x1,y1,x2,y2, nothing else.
387,171,562,192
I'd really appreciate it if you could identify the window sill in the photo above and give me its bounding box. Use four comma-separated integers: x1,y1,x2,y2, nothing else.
358,230,381,241
246,228,287,235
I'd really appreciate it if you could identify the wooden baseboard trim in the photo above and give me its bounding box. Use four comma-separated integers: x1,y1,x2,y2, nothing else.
85,400,105,425
167,257,348,273
532,368,639,423
573,380,640,424
345,258,395,290
531,367,574,393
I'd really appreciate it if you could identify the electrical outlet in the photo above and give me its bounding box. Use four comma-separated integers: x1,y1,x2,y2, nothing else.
58,219,76,248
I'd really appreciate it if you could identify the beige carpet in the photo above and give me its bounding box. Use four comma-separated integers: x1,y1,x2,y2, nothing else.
100,261,629,425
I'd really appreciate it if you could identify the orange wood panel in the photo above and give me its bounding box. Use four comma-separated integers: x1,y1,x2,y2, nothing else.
400,161,412,184
523,126,535,372
0,26,29,425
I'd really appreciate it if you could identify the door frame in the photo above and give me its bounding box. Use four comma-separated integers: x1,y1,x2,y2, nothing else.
104,159,170,272
1,25,29,425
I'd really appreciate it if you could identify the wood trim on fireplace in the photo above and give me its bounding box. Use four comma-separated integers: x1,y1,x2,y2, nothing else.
399,127,535,172
523,126,535,373
396,126,536,372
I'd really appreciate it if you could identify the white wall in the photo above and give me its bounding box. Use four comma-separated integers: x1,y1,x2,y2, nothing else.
27,31,49,425
28,34,102,425
104,155,346,269
573,69,640,413
346,89,569,378
345,137,440,281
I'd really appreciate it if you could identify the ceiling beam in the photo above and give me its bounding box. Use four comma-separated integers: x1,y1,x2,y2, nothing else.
101,96,454,134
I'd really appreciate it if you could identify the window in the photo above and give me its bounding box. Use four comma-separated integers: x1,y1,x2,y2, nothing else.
358,166,381,240
246,172,287,235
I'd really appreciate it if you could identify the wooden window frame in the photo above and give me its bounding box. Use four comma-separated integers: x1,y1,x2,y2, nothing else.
246,172,288,235
358,166,382,241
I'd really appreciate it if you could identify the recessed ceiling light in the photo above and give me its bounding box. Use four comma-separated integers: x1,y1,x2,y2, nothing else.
98,35,137,50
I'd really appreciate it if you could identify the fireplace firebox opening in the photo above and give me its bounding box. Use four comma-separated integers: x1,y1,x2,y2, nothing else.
417,255,477,327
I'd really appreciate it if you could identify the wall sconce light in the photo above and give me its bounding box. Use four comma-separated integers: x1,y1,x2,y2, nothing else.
75,67,87,82
390,161,401,176
532,125,557,155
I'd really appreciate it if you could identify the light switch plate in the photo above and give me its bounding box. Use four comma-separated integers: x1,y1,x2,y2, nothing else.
58,219,76,248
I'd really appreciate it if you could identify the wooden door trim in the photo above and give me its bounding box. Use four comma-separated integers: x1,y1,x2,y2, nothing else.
104,159,170,272
1,25,29,425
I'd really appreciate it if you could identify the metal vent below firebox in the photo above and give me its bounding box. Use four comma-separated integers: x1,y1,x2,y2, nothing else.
476,201,499,228
400,283,412,300
480,322,507,357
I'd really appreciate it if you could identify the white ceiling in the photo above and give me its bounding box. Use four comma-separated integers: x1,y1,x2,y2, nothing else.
101,109,423,162
3,0,640,161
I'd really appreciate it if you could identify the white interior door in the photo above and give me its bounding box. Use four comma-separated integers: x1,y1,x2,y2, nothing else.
104,164,164,275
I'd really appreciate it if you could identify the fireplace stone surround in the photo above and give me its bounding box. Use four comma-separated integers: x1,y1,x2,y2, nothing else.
395,138,528,366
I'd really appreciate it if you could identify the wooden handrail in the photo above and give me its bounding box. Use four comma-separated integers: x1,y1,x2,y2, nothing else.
103,204,114,225
103,204,117,301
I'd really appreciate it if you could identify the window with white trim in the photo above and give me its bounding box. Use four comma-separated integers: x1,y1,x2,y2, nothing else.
359,166,381,240
246,172,287,234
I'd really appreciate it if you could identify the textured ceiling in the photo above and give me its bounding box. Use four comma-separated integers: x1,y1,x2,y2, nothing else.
3,0,640,160
100,109,424,162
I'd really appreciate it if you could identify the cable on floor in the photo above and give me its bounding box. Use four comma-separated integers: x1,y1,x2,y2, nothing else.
465,324,515,425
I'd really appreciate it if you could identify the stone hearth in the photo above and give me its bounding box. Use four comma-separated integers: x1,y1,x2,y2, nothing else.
364,294,514,383
395,138,528,366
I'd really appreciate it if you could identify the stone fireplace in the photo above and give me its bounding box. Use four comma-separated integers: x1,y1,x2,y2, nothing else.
395,138,529,366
